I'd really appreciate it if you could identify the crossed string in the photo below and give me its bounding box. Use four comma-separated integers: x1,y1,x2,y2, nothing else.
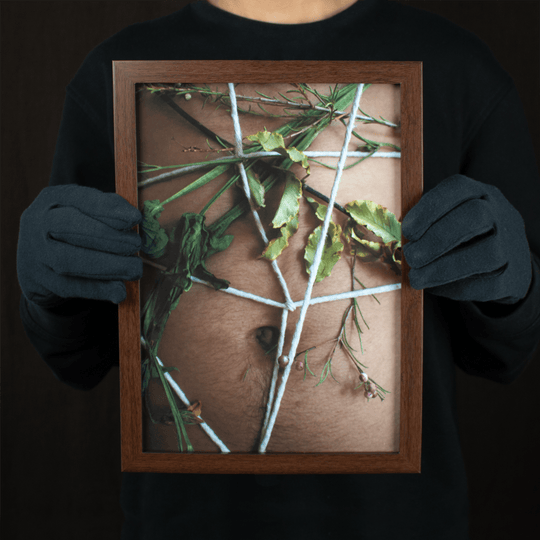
149,82,401,454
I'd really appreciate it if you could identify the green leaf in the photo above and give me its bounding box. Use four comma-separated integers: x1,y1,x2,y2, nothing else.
141,211,232,367
304,221,344,282
246,169,265,208
141,199,168,258
160,164,231,207
206,228,234,259
261,213,299,260
333,84,369,112
255,89,273,99
208,174,280,238
353,133,401,152
345,200,401,244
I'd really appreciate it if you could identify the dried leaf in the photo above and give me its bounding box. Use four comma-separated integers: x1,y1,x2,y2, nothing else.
247,129,283,151
262,213,299,260
285,146,310,174
303,197,343,281
304,221,344,282
170,212,233,291
345,224,384,262
187,400,202,417
345,220,402,273
261,172,303,260
141,199,168,258
271,173,303,228
246,169,265,208
305,196,328,221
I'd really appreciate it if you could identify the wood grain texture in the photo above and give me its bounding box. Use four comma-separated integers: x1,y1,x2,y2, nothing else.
399,62,423,473
113,60,423,474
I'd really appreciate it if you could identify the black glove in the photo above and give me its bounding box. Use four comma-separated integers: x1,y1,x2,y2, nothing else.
402,174,532,304
17,184,143,307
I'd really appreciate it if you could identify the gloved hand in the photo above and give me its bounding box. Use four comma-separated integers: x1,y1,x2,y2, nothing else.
17,184,143,307
402,174,532,304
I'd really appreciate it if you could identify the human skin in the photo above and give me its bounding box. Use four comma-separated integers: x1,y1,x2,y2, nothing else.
138,83,402,453
205,0,361,24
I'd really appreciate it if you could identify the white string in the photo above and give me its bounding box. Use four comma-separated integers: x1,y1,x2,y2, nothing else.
260,308,289,438
259,83,366,453
190,275,401,308
239,150,400,159
291,283,401,306
190,276,286,308
304,151,400,158
140,337,230,453
228,83,296,312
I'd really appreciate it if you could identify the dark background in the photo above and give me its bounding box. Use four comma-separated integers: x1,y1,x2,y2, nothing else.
1,1,539,538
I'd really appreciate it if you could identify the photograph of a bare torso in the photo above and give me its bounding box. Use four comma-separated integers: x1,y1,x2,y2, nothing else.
136,82,402,454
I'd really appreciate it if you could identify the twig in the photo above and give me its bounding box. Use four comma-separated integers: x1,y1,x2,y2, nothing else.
303,184,350,217
148,83,399,128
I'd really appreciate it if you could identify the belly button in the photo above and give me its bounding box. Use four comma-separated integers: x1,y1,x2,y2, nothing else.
255,326,279,354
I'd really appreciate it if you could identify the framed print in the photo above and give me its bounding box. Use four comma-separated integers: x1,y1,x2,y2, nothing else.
114,60,423,474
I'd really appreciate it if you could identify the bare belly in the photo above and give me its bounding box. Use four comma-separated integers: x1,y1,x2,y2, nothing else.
137,82,402,453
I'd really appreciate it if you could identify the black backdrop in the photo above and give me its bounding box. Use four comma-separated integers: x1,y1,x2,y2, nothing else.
1,1,539,539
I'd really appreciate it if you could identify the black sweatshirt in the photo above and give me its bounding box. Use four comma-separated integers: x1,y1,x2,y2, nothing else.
19,1,540,538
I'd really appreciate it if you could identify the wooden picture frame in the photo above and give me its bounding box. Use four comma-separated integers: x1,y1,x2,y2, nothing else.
114,60,423,474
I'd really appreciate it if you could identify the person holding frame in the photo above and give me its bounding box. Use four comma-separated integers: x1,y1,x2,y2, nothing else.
16,1,540,539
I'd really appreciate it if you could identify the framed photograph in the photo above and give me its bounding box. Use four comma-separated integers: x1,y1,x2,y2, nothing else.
114,60,423,474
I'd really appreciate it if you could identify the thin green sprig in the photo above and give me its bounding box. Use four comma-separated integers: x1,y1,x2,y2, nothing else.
294,347,317,381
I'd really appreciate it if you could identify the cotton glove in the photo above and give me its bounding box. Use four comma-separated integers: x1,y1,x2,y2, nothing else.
402,174,532,304
17,184,143,307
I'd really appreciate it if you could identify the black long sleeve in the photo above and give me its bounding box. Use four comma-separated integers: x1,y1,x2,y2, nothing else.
18,90,121,390
446,82,540,383
20,295,119,390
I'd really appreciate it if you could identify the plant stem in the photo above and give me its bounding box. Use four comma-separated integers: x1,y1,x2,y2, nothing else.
159,92,237,147
303,184,350,217
138,157,242,188
150,82,398,128
199,175,237,216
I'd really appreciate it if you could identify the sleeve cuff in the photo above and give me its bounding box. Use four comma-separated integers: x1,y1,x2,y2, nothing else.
20,295,95,344
458,252,540,339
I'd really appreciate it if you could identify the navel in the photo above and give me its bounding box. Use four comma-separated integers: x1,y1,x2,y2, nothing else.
255,326,280,354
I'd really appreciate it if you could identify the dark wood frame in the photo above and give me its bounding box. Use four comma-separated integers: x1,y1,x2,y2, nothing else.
114,60,423,474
